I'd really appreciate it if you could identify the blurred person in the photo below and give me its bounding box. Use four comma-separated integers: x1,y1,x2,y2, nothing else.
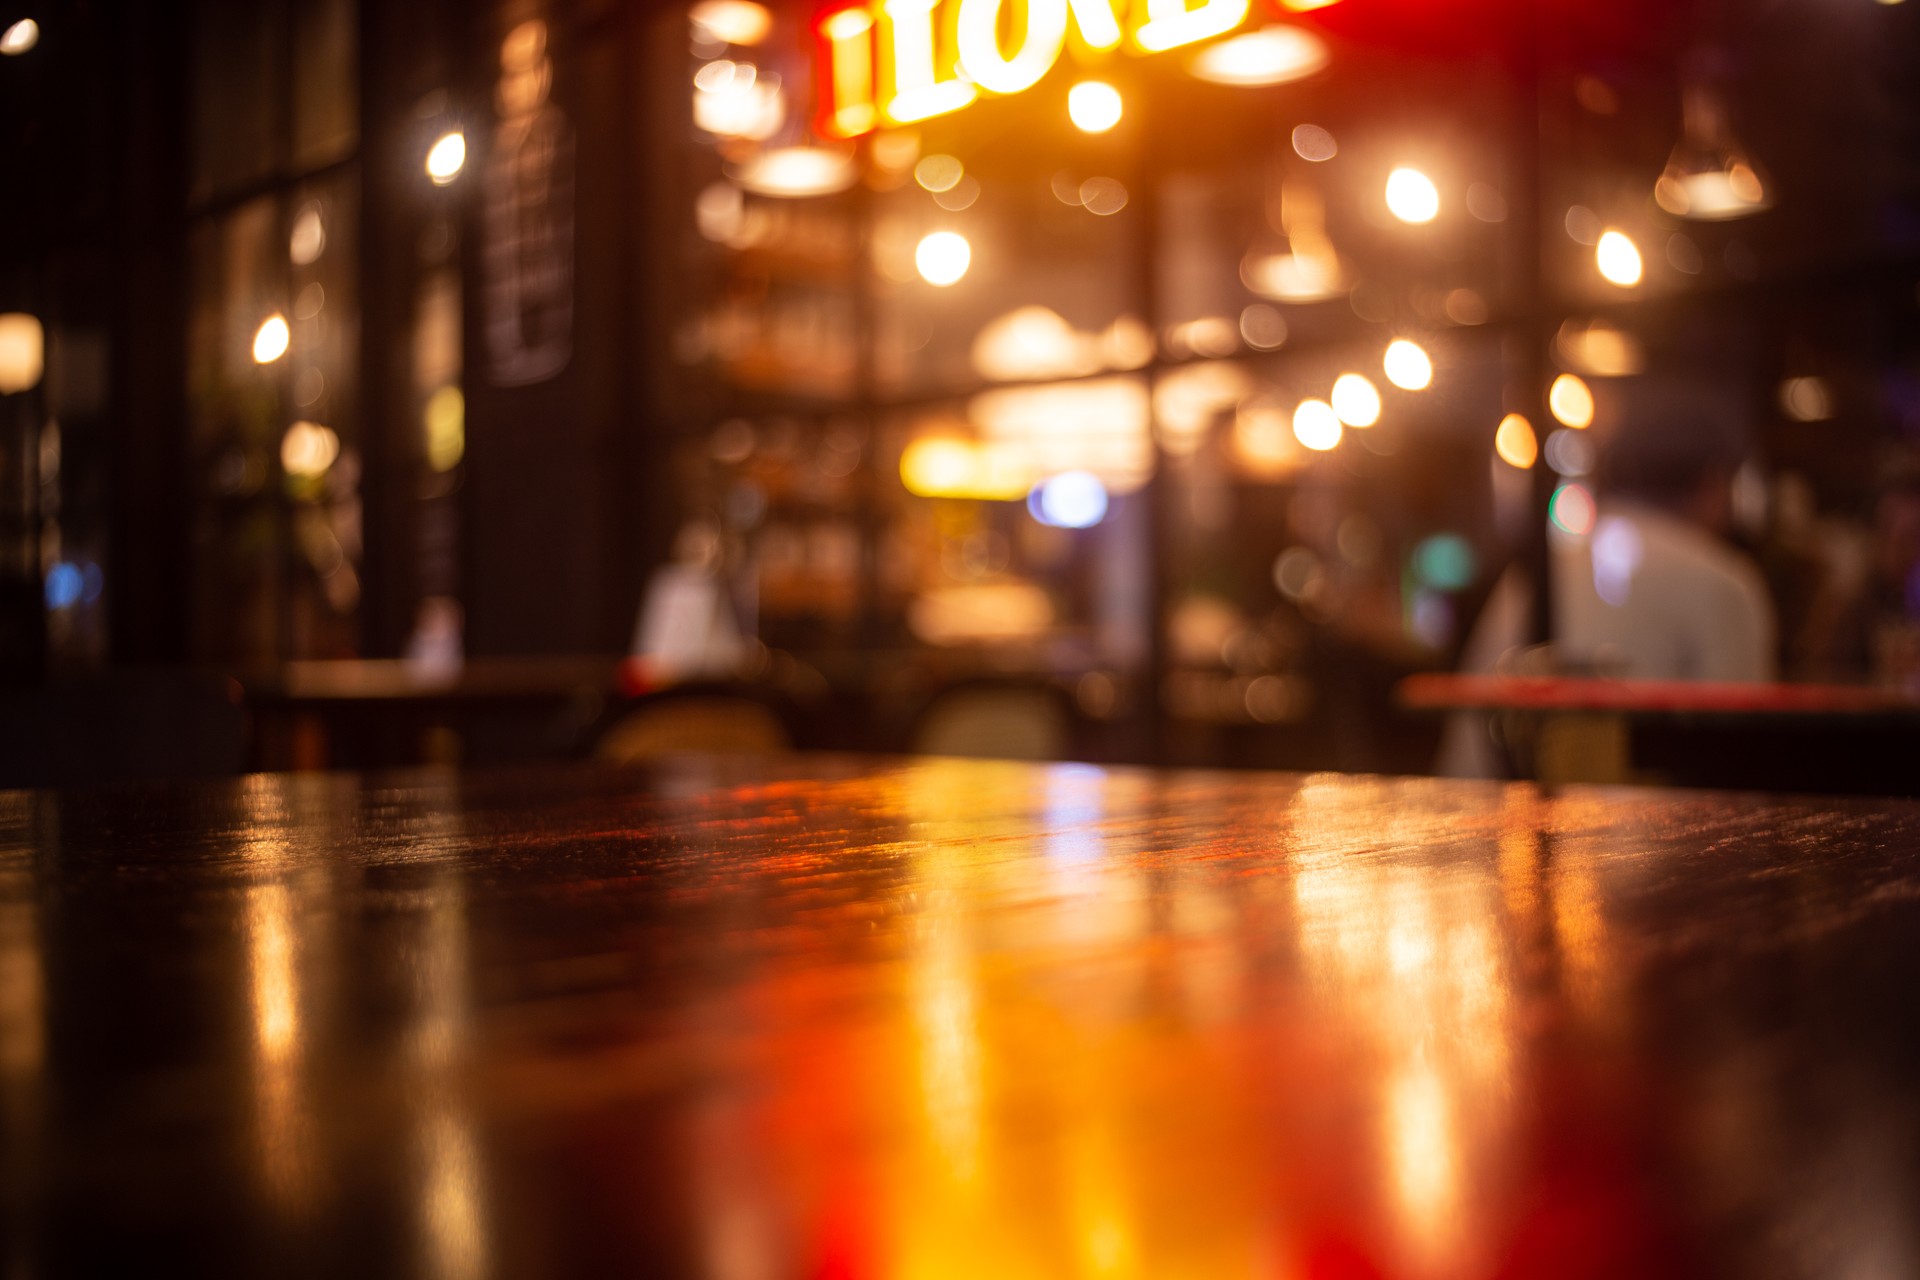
629,522,749,685
1553,383,1776,681
1440,380,1777,776
1799,455,1920,685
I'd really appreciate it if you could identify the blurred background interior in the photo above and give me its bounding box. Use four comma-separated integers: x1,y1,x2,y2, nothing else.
3,0,1920,791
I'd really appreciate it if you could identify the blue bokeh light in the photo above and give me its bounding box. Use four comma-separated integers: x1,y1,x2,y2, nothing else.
1028,471,1109,530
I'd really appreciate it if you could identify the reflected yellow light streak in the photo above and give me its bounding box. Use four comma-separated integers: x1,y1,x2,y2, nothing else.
420,1105,486,1280
247,879,315,1209
403,872,485,1280
0,891,43,1081
1388,1060,1460,1258
1551,857,1613,1020
251,884,298,1061
914,916,982,1185
1285,777,1513,1276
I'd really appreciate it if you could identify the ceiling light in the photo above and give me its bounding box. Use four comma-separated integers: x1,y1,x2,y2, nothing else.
1188,25,1329,86
734,146,857,197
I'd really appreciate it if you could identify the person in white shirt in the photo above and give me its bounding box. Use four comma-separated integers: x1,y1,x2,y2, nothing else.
1439,381,1777,776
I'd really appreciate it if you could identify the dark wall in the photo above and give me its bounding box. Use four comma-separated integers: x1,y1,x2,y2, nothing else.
458,3,670,658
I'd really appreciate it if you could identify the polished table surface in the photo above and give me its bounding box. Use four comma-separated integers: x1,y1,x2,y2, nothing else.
1398,672,1920,718
5,756,1920,1277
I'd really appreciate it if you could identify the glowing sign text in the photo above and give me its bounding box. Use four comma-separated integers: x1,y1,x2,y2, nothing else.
815,0,1253,136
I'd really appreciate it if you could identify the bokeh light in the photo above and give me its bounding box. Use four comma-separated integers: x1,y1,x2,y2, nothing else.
1079,176,1129,216
1779,376,1834,422
1291,124,1337,162
914,154,964,192
0,18,37,55
425,386,466,471
1187,25,1329,86
1550,482,1598,536
44,562,83,609
736,146,857,197
1240,304,1288,350
1383,339,1432,390
690,0,772,45
280,421,340,478
1331,373,1381,427
1385,168,1440,224
425,132,467,185
1596,230,1642,286
288,206,326,265
1413,534,1476,591
0,313,45,393
693,59,785,140
900,437,1030,499
1494,414,1537,469
1067,81,1123,133
1273,546,1324,601
1545,428,1595,477
1029,471,1109,529
1292,399,1342,451
1548,373,1594,428
252,314,291,364
915,230,972,286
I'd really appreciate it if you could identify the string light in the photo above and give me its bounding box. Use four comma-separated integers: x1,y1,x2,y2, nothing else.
252,315,291,364
0,18,39,55
916,231,972,286
1385,168,1440,224
1548,374,1595,428
1596,230,1642,287
425,132,467,185
1331,374,1381,427
1067,81,1123,133
1383,340,1433,391
1292,399,1342,451
1494,414,1537,469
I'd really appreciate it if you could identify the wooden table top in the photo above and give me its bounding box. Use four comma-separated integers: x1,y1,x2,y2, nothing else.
1399,672,1920,719
5,756,1920,1277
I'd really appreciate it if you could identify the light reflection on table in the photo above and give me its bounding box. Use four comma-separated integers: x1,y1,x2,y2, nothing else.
3,758,1920,1276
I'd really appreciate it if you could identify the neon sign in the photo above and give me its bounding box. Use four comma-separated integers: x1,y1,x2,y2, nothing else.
815,0,1261,137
